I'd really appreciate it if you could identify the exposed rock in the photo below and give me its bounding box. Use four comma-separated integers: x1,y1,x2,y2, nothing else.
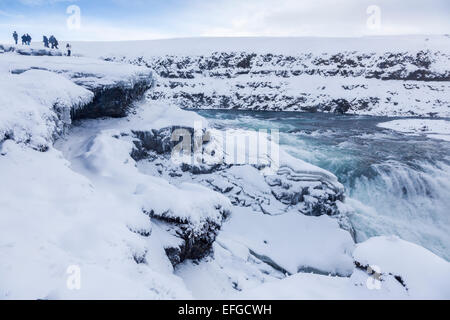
105,50,449,117
149,214,227,266
71,78,152,119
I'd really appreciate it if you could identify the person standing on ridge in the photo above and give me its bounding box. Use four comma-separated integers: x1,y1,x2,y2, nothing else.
66,43,72,56
13,31,18,45
49,35,55,48
43,36,49,48
26,34,31,45
49,35,59,49
21,34,26,45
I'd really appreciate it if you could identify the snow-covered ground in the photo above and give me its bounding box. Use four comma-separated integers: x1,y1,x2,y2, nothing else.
1,37,449,299
72,35,450,56
378,119,450,142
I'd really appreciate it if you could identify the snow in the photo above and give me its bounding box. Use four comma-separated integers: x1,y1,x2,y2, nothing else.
0,51,152,89
58,126,232,233
125,101,208,131
70,35,450,57
234,271,408,300
353,236,450,299
0,140,190,299
0,69,93,147
218,207,354,276
233,236,450,299
378,119,450,142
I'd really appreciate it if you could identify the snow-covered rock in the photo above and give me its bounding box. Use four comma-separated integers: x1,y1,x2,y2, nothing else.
0,51,153,148
0,52,153,119
232,236,450,299
98,36,450,117
130,103,352,235
0,69,93,148
353,236,450,299
220,207,354,276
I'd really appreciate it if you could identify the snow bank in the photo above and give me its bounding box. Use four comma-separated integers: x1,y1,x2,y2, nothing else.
378,119,450,142
70,129,232,233
353,236,450,299
0,69,93,147
0,52,152,90
235,271,407,299
125,101,208,131
0,140,190,299
233,236,450,299
219,207,354,276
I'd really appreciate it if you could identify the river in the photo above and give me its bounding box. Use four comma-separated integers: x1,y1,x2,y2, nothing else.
194,110,450,260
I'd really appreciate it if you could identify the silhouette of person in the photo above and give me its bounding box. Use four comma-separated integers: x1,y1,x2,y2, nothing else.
43,36,49,48
49,35,59,49
21,34,26,45
26,34,31,45
13,31,18,45
66,43,72,56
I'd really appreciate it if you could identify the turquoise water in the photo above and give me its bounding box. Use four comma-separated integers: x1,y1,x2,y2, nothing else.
195,110,450,260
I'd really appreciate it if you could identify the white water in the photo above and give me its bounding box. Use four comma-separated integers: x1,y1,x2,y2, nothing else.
195,110,450,260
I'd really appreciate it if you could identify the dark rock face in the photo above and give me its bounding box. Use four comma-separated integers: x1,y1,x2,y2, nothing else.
144,207,230,267
131,126,195,158
105,50,449,116
332,99,352,114
71,79,153,119
131,127,228,174
150,214,224,266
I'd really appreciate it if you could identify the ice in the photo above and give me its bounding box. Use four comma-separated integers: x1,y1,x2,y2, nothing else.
378,119,450,142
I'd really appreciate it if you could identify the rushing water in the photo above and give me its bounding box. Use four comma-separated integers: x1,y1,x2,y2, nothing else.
194,110,450,260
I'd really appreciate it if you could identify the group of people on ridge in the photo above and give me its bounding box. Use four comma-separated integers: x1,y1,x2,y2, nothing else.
43,35,59,49
13,32,32,45
12,31,72,56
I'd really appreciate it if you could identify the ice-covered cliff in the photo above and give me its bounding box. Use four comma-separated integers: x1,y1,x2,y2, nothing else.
79,35,450,117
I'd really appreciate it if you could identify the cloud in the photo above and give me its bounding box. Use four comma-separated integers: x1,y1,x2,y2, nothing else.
181,0,450,37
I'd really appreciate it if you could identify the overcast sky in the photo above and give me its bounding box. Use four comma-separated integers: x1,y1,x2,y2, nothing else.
1,0,449,42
